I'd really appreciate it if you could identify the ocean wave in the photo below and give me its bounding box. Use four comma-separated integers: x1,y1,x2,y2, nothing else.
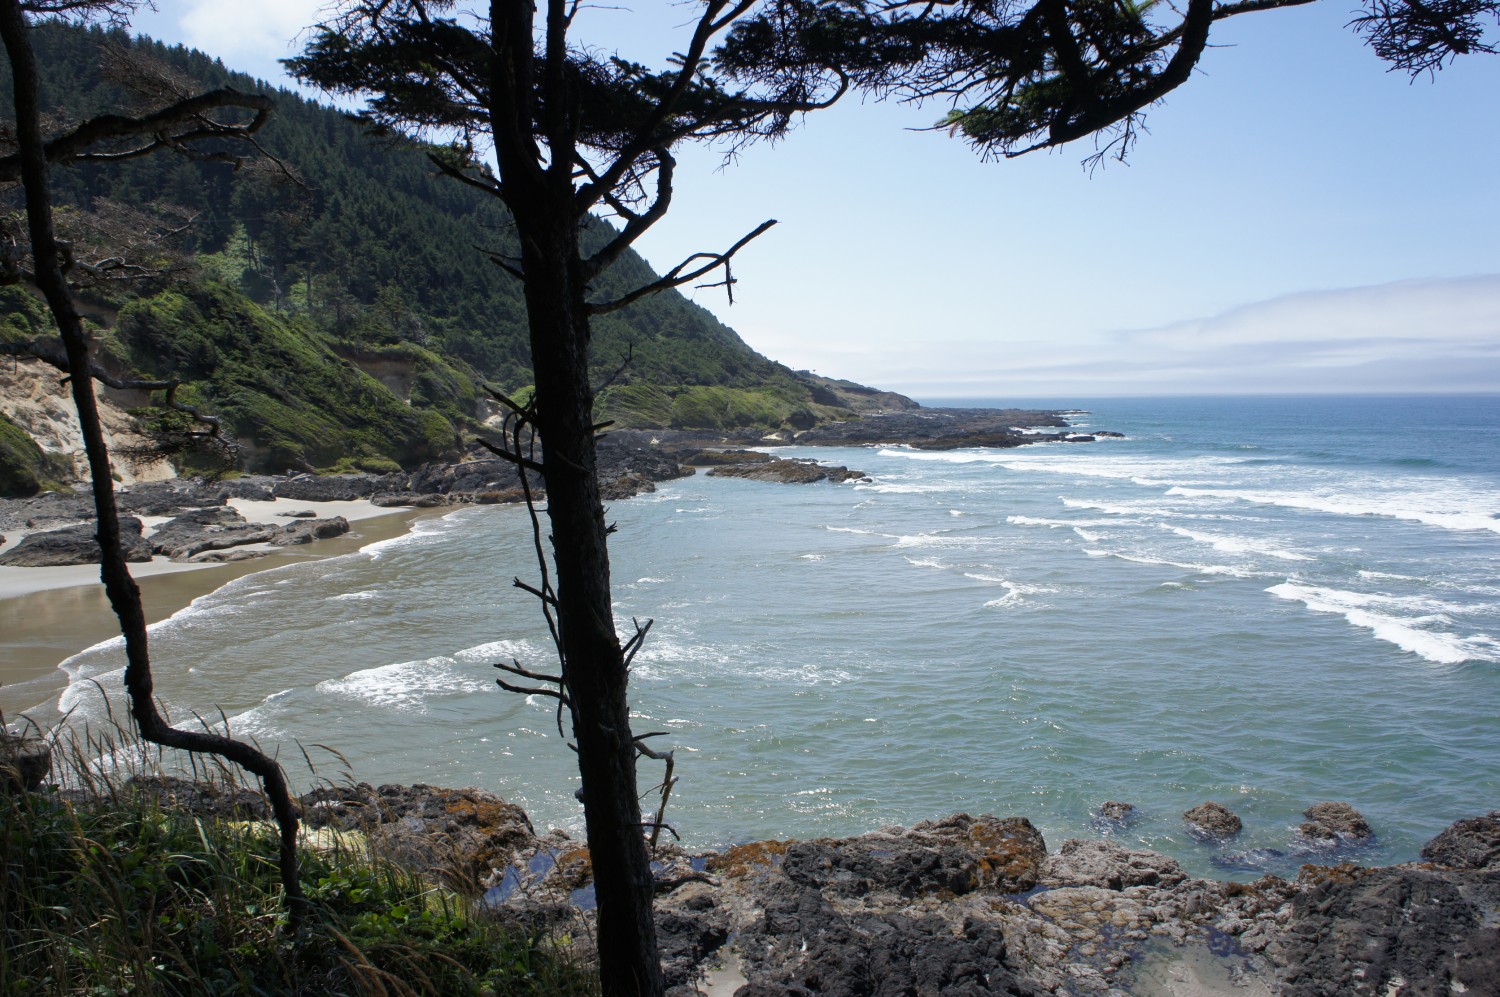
1060,497,1171,518
1081,548,1262,578
328,590,379,602
1166,526,1314,562
982,579,1057,608
875,449,1002,464
316,656,493,712
1166,486,1500,535
1266,582,1500,664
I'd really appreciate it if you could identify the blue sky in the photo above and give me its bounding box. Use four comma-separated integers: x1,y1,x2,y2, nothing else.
127,1,1500,398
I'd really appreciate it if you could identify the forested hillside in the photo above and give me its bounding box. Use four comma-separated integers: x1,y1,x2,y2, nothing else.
0,22,905,482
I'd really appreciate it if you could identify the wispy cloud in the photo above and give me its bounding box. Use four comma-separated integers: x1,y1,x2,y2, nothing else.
887,275,1500,397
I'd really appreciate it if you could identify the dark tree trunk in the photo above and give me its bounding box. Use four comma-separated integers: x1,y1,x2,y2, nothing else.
514,209,664,997
0,0,305,922
481,0,664,989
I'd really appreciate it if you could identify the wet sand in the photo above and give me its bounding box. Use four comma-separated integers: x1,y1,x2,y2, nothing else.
0,506,430,720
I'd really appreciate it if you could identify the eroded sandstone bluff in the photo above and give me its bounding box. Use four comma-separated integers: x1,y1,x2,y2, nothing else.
118,778,1500,996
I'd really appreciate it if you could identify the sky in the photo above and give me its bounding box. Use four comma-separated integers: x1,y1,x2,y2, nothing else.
124,1,1500,400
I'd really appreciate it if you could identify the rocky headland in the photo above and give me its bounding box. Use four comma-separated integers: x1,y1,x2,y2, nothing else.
76,775,1500,997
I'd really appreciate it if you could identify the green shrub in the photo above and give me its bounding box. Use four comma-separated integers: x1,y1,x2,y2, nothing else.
0,730,598,997
0,412,71,496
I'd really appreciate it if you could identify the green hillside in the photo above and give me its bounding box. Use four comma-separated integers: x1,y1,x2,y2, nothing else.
0,22,893,479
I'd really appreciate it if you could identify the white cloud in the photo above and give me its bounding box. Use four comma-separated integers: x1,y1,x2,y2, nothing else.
177,0,325,77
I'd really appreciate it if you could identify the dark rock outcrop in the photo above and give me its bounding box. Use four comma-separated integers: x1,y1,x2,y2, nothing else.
1098,800,1134,821
300,782,536,889
269,516,350,546
1040,838,1188,891
0,733,51,792
735,896,1036,997
1268,862,1500,996
1297,801,1374,844
272,473,395,502
151,507,277,560
1421,810,1500,870
1184,800,1243,839
0,516,152,566
707,457,863,484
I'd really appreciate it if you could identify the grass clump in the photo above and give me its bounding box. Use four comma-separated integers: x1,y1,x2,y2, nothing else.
0,732,597,996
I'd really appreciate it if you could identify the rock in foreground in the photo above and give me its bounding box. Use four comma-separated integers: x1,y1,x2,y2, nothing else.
0,517,153,566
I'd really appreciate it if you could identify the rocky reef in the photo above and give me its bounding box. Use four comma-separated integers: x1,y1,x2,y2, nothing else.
87,777,1500,996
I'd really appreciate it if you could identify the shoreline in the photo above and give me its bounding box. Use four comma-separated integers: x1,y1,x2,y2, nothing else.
0,501,435,720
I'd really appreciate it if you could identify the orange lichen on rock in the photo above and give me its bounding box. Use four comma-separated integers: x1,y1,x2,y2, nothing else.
706,839,791,879
961,815,1048,892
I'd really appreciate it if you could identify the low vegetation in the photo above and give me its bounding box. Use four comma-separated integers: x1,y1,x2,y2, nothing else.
0,728,598,997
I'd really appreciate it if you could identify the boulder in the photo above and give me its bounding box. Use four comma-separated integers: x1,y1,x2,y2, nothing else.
151,507,278,560
0,516,152,566
269,516,350,546
1040,838,1187,890
1421,811,1500,870
1098,800,1135,821
770,814,1048,898
300,782,536,889
0,733,52,792
1298,802,1374,843
1184,801,1243,839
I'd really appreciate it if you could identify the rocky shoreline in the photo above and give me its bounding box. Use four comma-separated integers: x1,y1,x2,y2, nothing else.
76,775,1500,996
1,407,1112,566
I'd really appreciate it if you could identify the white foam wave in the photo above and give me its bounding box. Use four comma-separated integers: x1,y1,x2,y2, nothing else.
1081,549,1259,577
1266,582,1500,664
981,579,1059,608
1008,513,1119,530
855,482,957,494
456,639,546,664
328,590,378,601
875,448,1001,464
317,657,492,712
964,572,1009,584
1060,497,1171,518
1167,486,1500,535
1073,527,1100,542
1166,526,1314,562
904,556,945,570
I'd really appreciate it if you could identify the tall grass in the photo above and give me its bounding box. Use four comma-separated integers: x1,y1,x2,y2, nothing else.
0,720,598,997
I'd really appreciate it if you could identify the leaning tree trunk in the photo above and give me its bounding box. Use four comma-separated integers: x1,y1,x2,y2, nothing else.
0,0,306,922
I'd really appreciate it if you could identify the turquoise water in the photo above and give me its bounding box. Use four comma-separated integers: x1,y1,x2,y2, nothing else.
43,395,1500,878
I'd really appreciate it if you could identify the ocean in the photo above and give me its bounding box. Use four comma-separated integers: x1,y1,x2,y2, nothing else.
40,395,1500,879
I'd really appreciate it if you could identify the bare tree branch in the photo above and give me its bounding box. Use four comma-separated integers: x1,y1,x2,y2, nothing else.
588,218,776,314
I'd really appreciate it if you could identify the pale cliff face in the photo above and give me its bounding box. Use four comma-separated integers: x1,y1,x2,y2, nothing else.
0,357,175,487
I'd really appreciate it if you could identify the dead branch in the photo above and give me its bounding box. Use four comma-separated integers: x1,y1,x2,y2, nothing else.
588,219,777,315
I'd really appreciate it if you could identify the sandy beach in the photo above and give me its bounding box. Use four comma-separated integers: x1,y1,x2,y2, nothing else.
0,498,433,720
